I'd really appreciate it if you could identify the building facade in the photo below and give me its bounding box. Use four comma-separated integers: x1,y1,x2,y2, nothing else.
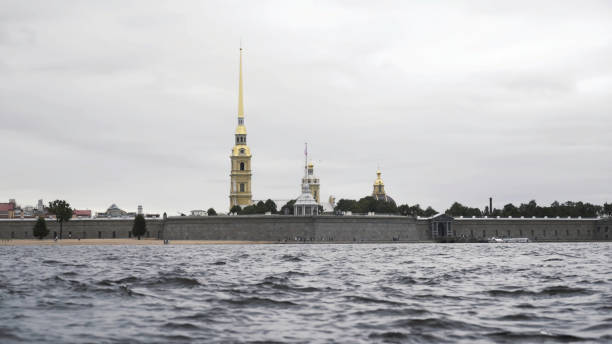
229,47,253,209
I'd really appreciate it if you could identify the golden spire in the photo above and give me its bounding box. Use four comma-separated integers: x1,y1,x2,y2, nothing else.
237,47,244,119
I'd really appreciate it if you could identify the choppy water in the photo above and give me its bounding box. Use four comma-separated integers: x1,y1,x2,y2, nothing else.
1,243,611,343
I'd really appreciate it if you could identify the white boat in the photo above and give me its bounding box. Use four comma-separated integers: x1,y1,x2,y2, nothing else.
488,237,530,243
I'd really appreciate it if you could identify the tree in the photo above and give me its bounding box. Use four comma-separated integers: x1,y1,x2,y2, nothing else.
207,208,217,216
280,200,295,215
230,205,242,214
423,206,438,217
334,199,357,213
47,200,73,240
132,214,147,240
33,217,49,239
264,199,278,214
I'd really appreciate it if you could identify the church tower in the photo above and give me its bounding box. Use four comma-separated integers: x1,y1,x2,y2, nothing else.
302,162,320,203
229,47,252,209
372,170,386,197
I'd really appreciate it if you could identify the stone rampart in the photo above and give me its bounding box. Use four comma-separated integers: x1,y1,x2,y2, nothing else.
0,219,163,239
440,217,609,241
0,216,609,242
161,215,423,242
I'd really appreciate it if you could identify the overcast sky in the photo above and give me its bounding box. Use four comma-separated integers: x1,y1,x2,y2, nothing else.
1,1,611,214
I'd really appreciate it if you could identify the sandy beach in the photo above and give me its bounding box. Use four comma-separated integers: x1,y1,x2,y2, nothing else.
0,239,277,246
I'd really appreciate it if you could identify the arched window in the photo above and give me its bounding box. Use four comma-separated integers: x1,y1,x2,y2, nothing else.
240,162,245,171
240,183,245,192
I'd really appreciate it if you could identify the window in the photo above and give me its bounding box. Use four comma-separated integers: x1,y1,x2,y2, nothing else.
240,148,245,154
240,183,245,192
98,231,102,238
240,162,245,171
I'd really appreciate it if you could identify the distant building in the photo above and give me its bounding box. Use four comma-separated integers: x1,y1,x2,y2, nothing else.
96,204,135,218
190,210,207,216
138,205,143,215
73,209,92,219
0,201,15,219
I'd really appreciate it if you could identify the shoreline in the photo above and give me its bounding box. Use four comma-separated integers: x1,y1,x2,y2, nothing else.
0,239,277,246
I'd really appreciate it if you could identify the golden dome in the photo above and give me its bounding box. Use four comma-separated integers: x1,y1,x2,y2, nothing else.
235,125,247,135
232,145,251,156
374,170,384,186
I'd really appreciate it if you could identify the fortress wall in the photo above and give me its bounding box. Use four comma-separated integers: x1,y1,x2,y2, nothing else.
162,216,315,241
161,216,424,242
313,216,423,242
0,219,163,239
451,219,599,241
0,216,609,242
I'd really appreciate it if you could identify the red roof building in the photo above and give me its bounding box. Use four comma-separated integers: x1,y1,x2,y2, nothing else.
72,209,92,218
0,203,15,218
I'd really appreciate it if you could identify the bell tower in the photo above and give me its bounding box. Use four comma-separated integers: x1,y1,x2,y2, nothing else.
229,47,252,209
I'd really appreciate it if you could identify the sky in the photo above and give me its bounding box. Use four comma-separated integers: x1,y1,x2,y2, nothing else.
1,0,611,215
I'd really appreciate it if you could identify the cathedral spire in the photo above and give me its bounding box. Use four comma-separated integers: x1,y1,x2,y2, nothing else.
238,46,244,119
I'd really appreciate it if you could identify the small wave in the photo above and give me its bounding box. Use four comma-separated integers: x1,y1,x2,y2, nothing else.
395,276,418,285
42,260,61,264
221,297,298,308
280,254,303,262
544,258,563,262
162,322,201,330
173,312,216,322
345,295,403,306
151,276,201,287
486,330,587,342
516,303,536,309
118,284,145,297
368,331,408,340
212,261,226,265
352,307,429,317
393,317,487,331
497,313,554,322
488,286,591,297
581,323,611,332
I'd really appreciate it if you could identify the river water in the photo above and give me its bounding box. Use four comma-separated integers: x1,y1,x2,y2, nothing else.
0,243,610,343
